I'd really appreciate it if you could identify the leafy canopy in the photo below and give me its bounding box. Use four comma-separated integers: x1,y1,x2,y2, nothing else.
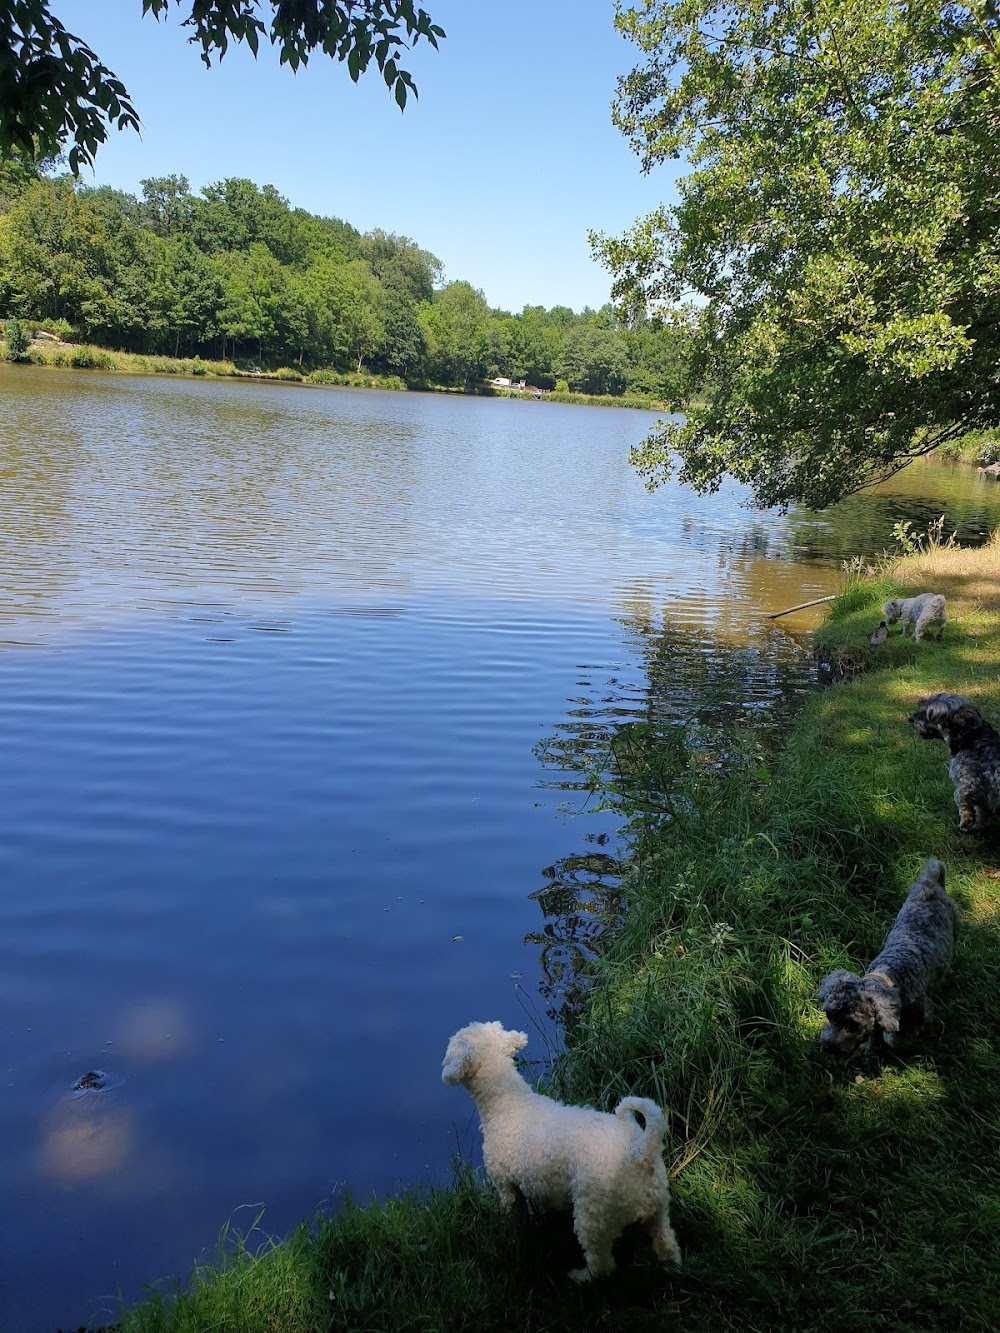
0,164,691,391
0,0,445,173
594,0,1000,509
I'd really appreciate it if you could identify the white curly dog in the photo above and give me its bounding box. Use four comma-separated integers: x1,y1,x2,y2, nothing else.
442,1020,681,1281
883,593,947,642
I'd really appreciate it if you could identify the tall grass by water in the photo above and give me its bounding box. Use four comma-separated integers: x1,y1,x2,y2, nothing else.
4,334,669,407
936,427,1000,468
112,534,1000,1331
8,339,411,390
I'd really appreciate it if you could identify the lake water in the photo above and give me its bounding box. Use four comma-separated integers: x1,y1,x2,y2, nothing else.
0,367,996,1331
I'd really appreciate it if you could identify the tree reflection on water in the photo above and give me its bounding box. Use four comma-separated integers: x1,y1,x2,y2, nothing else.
526,839,625,1033
528,609,818,1028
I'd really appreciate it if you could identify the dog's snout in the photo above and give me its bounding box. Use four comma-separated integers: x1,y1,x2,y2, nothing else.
818,1024,854,1059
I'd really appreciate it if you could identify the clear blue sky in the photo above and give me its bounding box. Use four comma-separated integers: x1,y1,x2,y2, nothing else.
51,1,685,314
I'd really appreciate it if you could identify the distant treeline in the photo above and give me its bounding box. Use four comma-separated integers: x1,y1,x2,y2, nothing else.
0,155,692,397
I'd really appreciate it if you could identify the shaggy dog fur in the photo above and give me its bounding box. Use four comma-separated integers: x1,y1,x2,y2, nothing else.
908,692,1000,831
817,858,958,1061
883,593,947,642
442,1020,680,1281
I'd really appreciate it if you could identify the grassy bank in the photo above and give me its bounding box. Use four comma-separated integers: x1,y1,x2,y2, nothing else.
103,538,1000,1332
2,338,409,391
489,386,675,411
554,534,1000,1328
936,427,1000,468
4,337,678,410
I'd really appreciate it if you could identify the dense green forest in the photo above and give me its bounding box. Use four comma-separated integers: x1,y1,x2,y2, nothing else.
0,155,691,397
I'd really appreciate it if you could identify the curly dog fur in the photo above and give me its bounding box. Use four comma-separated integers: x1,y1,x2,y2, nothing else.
817,858,958,1060
884,593,947,642
442,1020,680,1281
908,692,1000,831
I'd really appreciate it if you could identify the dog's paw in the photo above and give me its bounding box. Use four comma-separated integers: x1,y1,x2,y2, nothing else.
568,1267,593,1284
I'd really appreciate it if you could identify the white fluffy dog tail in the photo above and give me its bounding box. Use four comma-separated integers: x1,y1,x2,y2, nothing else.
615,1096,667,1159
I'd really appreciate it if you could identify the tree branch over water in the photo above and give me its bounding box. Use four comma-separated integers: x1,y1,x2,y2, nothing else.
597,0,1000,510
0,0,445,171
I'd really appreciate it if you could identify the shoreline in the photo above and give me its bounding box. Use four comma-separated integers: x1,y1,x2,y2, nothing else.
84,532,1000,1331
1,341,679,414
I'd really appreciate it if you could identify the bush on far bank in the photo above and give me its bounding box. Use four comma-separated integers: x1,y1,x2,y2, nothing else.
937,428,1000,467
2,316,31,361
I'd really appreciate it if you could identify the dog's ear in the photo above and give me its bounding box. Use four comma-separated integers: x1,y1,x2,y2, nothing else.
923,697,949,723
503,1029,529,1057
868,980,900,1033
816,970,853,1007
923,857,945,888
441,1038,472,1086
951,703,983,732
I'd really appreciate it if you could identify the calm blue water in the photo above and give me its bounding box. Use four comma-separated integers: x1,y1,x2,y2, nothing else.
0,368,996,1330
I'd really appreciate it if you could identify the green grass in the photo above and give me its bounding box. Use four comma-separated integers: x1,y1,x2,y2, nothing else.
111,538,1000,1333
483,386,675,411
1,339,411,391
552,535,1000,1328
936,428,1000,467
118,1169,687,1333
4,338,668,408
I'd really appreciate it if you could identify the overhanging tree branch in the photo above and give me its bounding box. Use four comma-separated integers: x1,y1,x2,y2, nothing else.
601,0,1000,510
0,0,444,171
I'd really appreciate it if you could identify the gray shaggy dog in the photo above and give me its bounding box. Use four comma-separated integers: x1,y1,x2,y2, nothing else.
817,858,958,1061
908,692,1000,831
883,593,947,642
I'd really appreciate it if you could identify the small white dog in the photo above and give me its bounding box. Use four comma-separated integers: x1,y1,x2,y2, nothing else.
883,593,947,642
442,1020,681,1281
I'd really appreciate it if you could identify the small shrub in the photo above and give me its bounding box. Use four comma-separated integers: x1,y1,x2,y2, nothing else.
38,318,76,342
307,368,405,390
274,366,303,381
3,317,31,362
890,514,954,557
70,346,116,370
555,379,569,393
937,428,1000,467
191,356,207,376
